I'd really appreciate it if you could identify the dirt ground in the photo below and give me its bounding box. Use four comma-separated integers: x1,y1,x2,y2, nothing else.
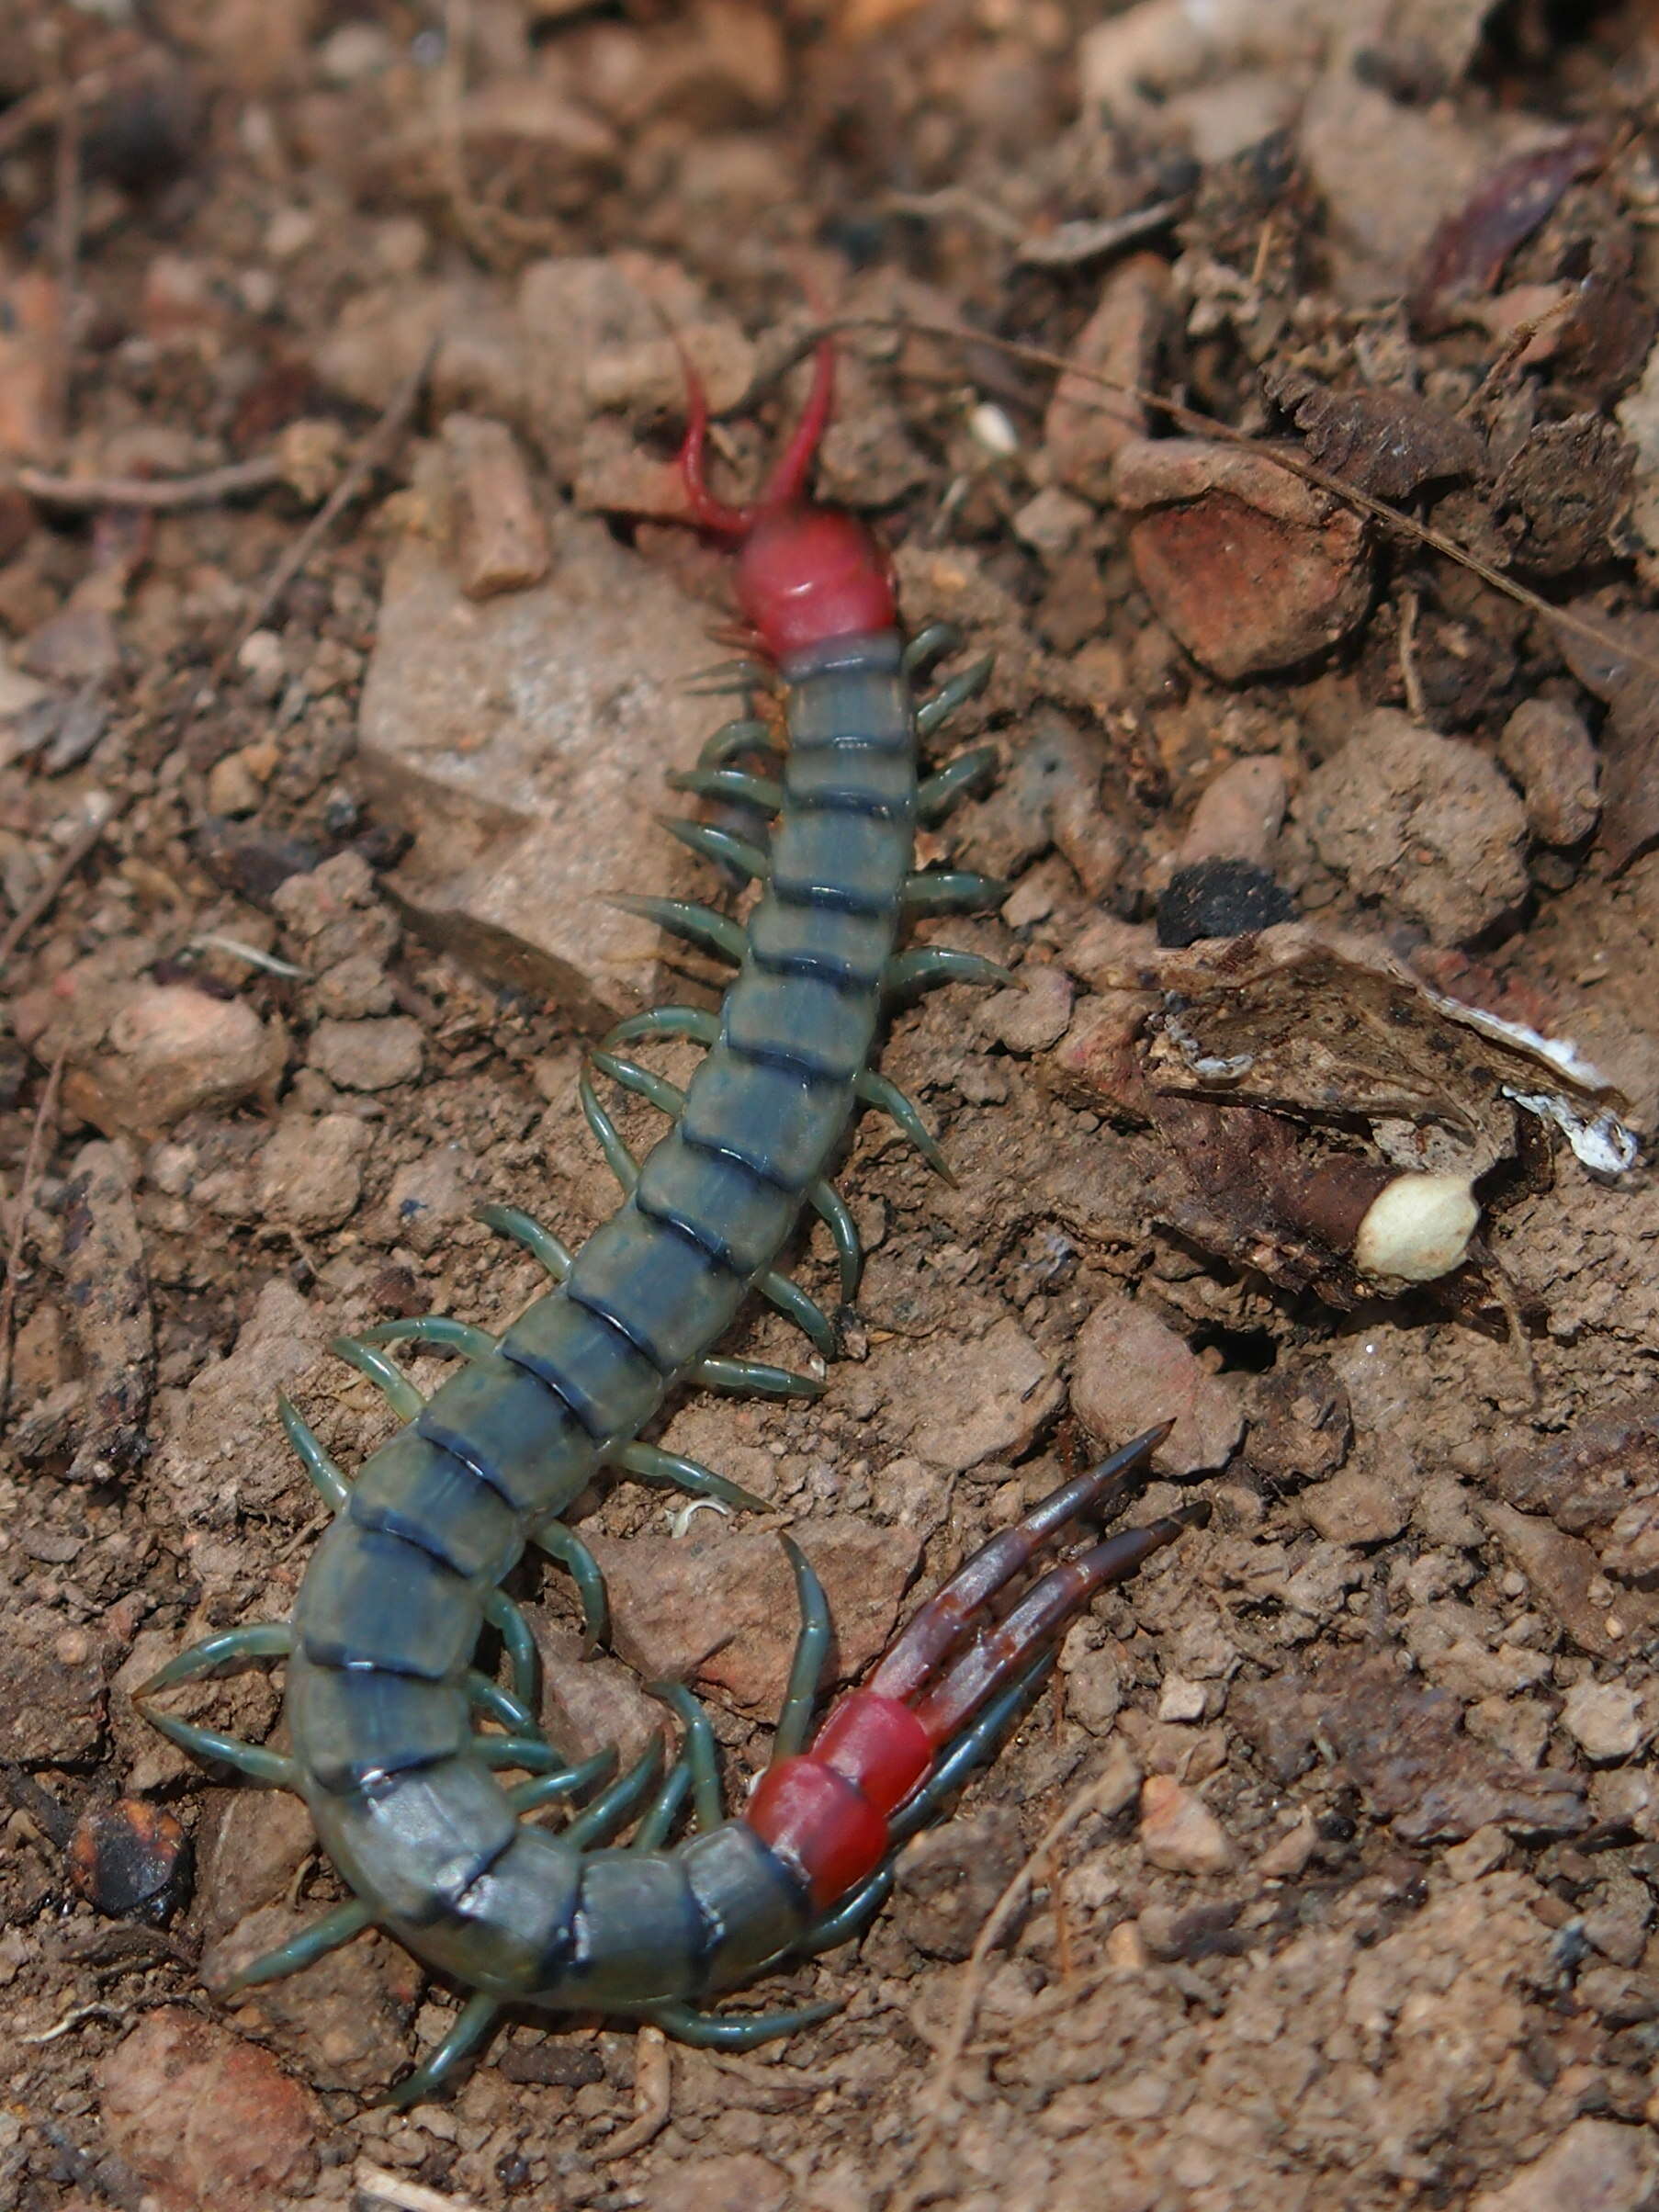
6,2,1659,2207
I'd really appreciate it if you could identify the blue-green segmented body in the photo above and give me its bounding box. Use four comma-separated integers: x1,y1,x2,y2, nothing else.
138,587,1057,2101
291,630,924,2002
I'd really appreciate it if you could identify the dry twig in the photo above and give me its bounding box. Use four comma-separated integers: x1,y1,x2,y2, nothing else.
17,455,283,512
212,343,434,681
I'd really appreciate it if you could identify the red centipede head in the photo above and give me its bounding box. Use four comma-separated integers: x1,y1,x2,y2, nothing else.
676,336,897,661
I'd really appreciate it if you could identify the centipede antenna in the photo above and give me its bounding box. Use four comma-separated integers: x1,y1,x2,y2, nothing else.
757,335,836,512
674,344,751,540
866,1425,1173,1705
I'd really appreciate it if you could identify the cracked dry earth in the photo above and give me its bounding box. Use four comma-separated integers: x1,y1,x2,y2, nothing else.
6,5,1659,2211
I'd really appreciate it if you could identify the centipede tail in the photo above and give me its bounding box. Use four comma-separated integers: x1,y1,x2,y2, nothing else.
137,332,1192,2104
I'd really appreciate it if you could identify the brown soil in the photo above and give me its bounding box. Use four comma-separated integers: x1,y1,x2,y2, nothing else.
4,6,1659,2210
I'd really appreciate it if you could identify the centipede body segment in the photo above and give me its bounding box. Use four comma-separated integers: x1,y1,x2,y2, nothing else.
138,335,1195,2105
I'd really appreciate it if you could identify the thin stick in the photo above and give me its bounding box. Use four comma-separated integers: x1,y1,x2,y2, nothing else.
353,2163,487,2212
0,795,121,981
0,1043,67,1422
827,314,1659,687
595,2025,672,2160
17,455,282,512
211,343,433,680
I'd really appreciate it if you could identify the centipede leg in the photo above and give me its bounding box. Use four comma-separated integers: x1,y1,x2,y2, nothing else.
866,1427,1171,1704
466,1669,536,1737
564,1737,665,1847
140,1710,296,1788
138,1621,292,1691
504,1745,617,1813
608,894,749,967
694,1353,824,1400
902,621,962,677
603,1005,718,1052
358,1315,499,1361
650,1681,724,1832
616,1439,768,1513
666,765,784,813
279,1395,349,1513
658,814,770,885
904,869,1008,915
884,946,1017,999
220,1899,374,1992
916,655,994,737
696,715,780,769
772,1538,831,1766
757,1267,838,1356
629,1751,694,1851
646,1997,838,2050
853,1068,952,1180
476,1203,573,1282
809,1177,861,1304
482,1587,540,1712
580,1073,640,1196
917,744,999,823
330,1336,424,1420
385,1992,501,2110
534,1519,609,1650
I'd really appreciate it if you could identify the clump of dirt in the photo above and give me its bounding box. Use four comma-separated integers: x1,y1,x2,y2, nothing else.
5,5,1659,2209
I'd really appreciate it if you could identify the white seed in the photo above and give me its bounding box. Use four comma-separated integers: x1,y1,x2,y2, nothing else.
1353,1172,1479,1283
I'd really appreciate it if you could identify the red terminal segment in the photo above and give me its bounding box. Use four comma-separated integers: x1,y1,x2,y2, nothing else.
808,1690,934,1812
748,1755,890,1910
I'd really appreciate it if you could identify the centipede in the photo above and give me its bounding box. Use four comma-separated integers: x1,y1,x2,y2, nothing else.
138,333,1202,2105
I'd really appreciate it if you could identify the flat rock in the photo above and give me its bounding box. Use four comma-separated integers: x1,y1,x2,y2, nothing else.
100,2007,321,2212
1116,435,1373,680
586,1516,923,1715
1072,1293,1244,1476
356,512,717,1024
881,1313,1064,1473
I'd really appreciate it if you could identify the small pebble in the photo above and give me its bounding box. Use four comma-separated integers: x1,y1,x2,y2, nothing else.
442,412,551,601
1178,755,1290,872
309,1014,423,1091
1498,698,1600,846
1471,2117,1658,2212
977,965,1074,1054
1299,710,1528,944
1157,1673,1208,1723
256,1112,368,1231
1116,434,1373,679
1561,1679,1645,1763
1138,1774,1236,1876
1156,857,1297,947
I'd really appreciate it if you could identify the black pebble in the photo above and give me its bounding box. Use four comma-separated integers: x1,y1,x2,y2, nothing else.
1156,858,1298,948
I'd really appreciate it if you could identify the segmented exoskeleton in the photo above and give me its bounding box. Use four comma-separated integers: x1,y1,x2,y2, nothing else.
139,341,1200,2104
